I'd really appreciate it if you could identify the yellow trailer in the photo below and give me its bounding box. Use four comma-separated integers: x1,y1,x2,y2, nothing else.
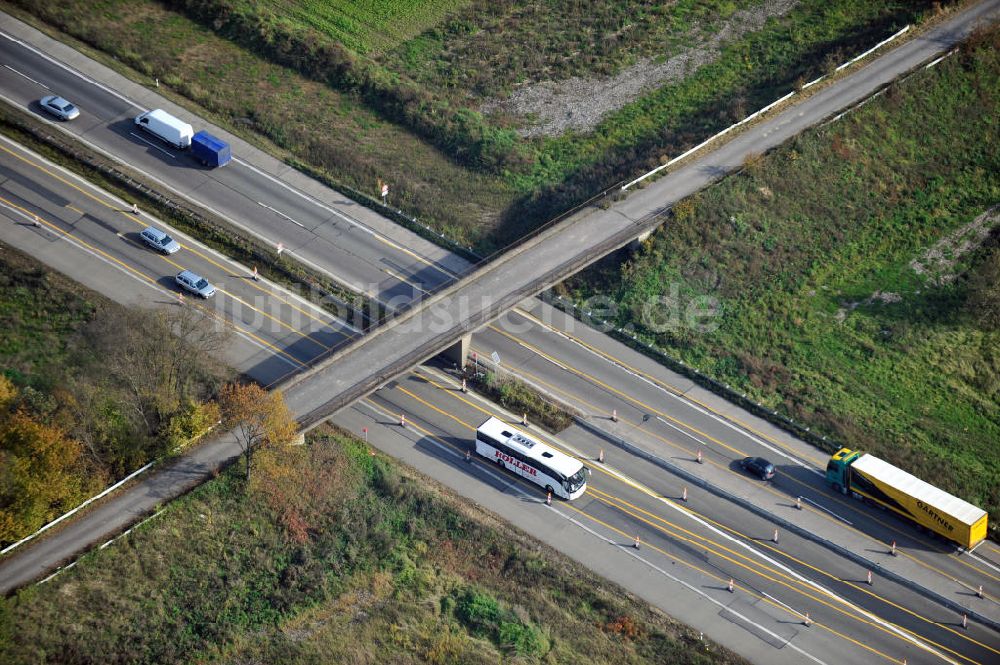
825,448,988,549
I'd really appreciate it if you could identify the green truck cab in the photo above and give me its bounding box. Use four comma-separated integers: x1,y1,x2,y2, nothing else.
824,447,861,494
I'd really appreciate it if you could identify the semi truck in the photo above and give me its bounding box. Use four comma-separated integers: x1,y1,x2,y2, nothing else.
825,448,987,549
134,109,193,149
191,131,232,167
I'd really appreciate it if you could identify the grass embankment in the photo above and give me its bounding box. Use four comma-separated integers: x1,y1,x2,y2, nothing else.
0,244,230,544
0,428,743,665
469,368,575,433
4,0,944,251
563,28,1000,524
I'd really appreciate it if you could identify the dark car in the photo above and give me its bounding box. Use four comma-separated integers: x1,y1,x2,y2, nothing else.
740,456,775,480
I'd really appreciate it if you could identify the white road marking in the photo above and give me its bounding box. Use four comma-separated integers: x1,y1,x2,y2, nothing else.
0,197,302,374
1,32,136,106
656,414,713,447
38,560,76,585
357,399,519,494
800,495,853,526
967,551,1000,575
129,131,176,158
257,200,305,228
417,365,954,663
592,462,955,664
554,513,830,664
355,394,827,661
519,310,824,475
0,132,361,336
0,33,395,302
3,63,48,89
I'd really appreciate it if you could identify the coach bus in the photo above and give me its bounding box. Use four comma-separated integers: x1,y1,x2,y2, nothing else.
475,416,589,500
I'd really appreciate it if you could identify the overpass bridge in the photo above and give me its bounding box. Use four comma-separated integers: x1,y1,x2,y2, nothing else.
283,194,664,431
3,0,997,596
276,0,1000,427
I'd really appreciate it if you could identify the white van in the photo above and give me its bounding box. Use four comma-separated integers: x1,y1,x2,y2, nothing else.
134,109,193,149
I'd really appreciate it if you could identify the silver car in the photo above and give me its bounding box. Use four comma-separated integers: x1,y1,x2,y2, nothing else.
139,226,181,254
175,270,216,298
39,95,80,121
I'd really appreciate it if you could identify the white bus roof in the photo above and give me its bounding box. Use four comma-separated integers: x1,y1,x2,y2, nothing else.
853,454,986,527
478,417,583,478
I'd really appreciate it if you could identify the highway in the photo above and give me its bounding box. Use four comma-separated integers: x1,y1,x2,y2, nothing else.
0,133,353,384
333,364,1000,664
0,13,468,309
0,3,998,663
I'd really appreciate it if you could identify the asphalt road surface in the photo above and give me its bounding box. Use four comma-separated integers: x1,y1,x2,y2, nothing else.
0,15,468,308
333,365,999,664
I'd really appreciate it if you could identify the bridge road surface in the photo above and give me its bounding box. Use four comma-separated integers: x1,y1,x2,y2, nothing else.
0,13,468,309
1,0,1000,620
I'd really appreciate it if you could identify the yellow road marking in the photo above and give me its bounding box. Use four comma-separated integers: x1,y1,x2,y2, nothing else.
2,196,307,370
590,486,994,662
395,369,988,662
0,141,347,335
0,195,154,286
479,327,998,585
565,500,907,665
488,324,749,457
514,305,828,464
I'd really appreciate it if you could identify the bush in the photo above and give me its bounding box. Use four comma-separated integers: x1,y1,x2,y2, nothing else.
162,400,221,450
455,588,502,634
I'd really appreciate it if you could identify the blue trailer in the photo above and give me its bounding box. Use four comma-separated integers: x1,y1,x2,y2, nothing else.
190,131,231,167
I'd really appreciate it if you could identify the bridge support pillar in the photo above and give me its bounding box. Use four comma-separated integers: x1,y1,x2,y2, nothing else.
440,334,471,370
629,228,654,252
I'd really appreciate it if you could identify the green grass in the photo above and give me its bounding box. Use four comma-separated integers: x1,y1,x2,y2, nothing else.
0,101,380,320
0,244,95,390
470,368,575,433
256,0,466,55
562,27,1000,525
2,0,946,252
0,428,743,665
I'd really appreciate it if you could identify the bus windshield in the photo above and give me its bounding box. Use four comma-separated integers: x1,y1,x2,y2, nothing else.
564,467,587,493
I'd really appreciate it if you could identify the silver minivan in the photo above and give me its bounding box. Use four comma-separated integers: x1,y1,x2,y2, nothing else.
175,270,216,298
140,226,181,254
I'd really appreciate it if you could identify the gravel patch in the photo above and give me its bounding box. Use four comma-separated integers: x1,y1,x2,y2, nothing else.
482,0,799,138
910,206,1000,285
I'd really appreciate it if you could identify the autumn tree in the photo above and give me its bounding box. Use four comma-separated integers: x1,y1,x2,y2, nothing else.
0,410,96,542
84,306,230,437
218,382,297,480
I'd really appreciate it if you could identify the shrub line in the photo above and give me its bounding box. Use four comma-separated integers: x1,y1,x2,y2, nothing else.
622,23,914,191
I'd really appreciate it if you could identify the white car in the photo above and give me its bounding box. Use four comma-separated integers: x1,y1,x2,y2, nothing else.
175,270,216,298
40,95,80,121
